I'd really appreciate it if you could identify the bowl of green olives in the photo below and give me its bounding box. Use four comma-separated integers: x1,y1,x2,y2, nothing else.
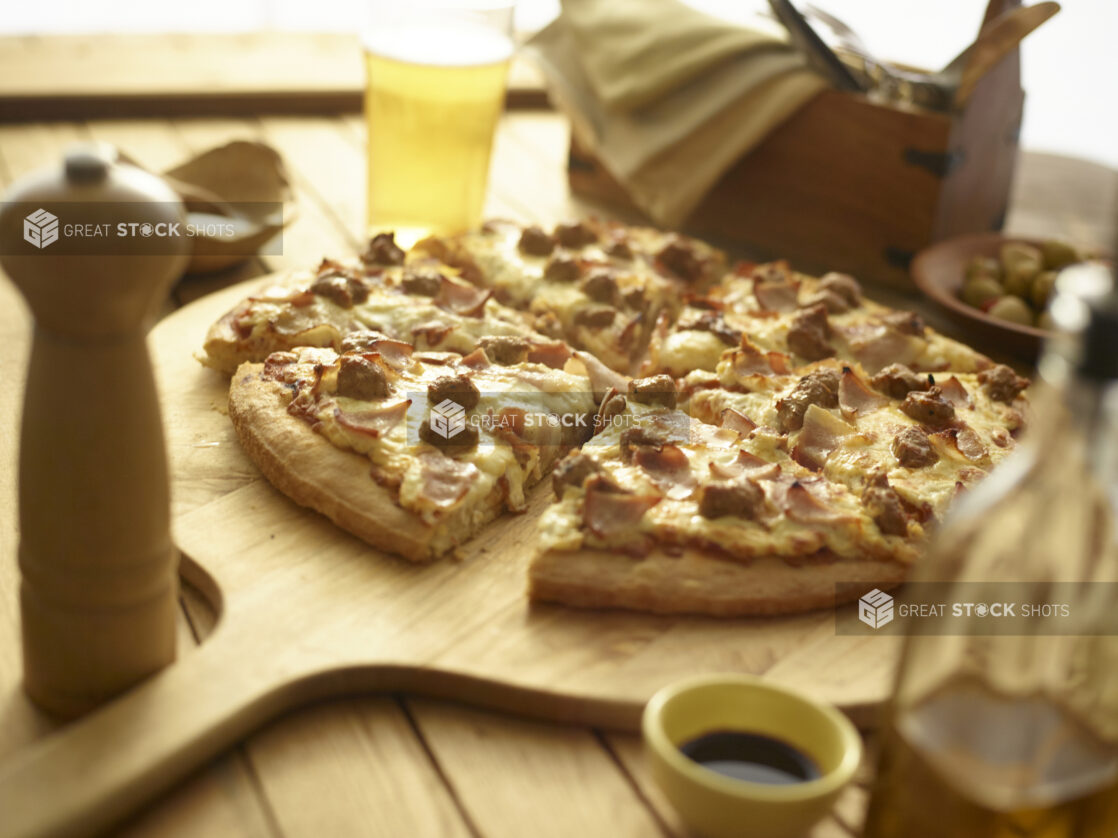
911,233,1103,357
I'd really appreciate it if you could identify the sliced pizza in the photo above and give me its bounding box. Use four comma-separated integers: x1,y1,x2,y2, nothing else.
527,375,917,617
411,219,727,374
645,261,992,378
229,341,601,560
683,358,1029,525
204,234,562,375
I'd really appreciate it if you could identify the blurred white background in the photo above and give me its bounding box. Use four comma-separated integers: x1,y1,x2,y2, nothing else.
3,0,1114,168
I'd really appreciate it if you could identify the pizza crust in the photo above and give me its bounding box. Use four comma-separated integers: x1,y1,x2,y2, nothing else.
203,271,314,374
203,310,252,375
528,546,906,617
228,363,502,562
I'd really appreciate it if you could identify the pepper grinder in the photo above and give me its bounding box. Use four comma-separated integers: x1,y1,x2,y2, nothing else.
0,144,190,717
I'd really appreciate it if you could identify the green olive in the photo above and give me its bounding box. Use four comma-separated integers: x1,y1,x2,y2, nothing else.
1031,270,1058,310
1003,261,1040,298
961,276,1004,309
1000,241,1043,274
966,256,1002,283
1037,311,1056,331
987,295,1035,327
1040,239,1080,270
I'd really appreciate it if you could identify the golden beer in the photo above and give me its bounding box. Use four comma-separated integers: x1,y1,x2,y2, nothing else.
363,21,511,247
864,678,1118,838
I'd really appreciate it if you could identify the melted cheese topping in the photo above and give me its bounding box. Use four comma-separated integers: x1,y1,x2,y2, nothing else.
655,330,731,377
417,223,709,373
655,272,989,375
216,263,543,362
686,360,1024,520
538,402,920,565
275,346,597,524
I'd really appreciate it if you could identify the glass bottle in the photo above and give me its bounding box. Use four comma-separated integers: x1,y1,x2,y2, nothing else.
863,262,1118,838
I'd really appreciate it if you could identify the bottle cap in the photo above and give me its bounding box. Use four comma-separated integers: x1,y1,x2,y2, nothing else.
1048,263,1118,381
1079,285,1118,380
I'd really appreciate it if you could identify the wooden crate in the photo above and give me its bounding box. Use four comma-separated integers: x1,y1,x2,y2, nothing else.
569,3,1024,288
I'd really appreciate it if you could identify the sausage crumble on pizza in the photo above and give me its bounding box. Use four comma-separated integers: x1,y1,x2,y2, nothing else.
204,220,1028,616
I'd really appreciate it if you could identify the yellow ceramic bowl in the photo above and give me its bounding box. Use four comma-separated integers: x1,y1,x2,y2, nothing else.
642,675,862,838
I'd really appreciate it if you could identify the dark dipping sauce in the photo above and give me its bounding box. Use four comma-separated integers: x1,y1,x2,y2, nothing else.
679,730,821,785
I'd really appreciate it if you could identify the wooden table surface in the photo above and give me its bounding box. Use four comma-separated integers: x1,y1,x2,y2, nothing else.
0,109,1114,838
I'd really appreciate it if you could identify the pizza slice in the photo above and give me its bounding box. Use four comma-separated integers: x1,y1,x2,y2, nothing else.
229,340,603,561
683,357,1029,524
527,375,917,617
645,261,991,378
411,219,727,375
203,234,563,375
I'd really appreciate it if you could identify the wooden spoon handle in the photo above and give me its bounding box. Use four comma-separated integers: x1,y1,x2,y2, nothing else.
955,1,1060,108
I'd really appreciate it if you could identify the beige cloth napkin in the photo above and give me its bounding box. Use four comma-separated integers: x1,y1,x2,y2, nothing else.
525,0,827,226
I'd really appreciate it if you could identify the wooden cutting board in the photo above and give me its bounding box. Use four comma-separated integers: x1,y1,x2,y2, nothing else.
0,276,900,838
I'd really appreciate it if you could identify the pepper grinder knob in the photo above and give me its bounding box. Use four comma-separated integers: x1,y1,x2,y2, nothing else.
0,143,190,717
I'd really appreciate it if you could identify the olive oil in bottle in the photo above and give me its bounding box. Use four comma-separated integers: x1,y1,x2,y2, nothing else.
864,263,1118,838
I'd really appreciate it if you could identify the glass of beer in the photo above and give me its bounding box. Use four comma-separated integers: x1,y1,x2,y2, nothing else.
363,0,514,247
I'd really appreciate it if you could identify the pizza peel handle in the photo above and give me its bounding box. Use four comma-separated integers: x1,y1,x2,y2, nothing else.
0,144,190,717
0,626,308,838
0,611,642,838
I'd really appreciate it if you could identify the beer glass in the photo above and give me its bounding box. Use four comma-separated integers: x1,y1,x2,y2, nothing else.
363,0,514,247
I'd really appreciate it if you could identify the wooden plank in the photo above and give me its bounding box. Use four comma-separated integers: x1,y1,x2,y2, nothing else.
114,753,279,838
171,117,267,159
181,575,480,838
257,116,366,249
0,34,549,121
243,697,475,838
494,114,651,226
1004,150,1118,250
82,119,194,173
0,121,91,182
486,119,557,223
410,700,669,838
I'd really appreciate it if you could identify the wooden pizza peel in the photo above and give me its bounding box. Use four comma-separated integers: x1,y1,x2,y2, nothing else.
0,275,900,837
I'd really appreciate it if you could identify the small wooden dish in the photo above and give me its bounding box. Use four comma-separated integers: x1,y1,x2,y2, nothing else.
911,232,1050,360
